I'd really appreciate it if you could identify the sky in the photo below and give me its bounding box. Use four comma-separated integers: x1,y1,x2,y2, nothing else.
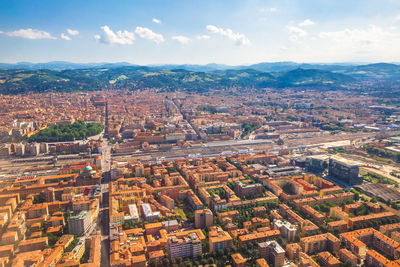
1,0,400,65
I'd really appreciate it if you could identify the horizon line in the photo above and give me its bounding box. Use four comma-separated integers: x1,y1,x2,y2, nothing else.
1,60,400,67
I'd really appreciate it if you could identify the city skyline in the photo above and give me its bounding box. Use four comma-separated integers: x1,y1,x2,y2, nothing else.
1,0,400,64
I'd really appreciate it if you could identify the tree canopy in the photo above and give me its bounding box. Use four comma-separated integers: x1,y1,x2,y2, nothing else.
29,121,103,143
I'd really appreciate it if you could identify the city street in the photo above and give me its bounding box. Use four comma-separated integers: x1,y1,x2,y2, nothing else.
100,135,111,265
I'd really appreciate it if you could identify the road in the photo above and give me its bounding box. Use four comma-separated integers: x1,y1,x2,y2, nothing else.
100,137,111,266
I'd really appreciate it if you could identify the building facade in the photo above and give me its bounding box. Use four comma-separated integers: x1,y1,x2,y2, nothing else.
195,209,213,229
68,211,91,236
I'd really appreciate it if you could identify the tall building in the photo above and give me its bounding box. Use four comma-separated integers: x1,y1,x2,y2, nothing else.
68,211,91,236
305,155,329,172
273,219,297,242
328,156,362,185
258,241,285,267
167,231,203,258
195,209,213,229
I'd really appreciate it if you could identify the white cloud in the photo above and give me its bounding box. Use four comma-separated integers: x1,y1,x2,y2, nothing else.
0,30,3,34
259,7,277,13
95,25,135,45
396,14,400,21
61,33,71,41
287,26,308,41
172,35,191,44
152,18,161,24
206,25,251,46
6,28,56,39
298,19,315,27
196,35,210,40
66,29,79,36
318,25,400,58
135,26,164,44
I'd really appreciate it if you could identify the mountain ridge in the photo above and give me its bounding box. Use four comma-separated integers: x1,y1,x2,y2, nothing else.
0,62,400,94
1,61,399,72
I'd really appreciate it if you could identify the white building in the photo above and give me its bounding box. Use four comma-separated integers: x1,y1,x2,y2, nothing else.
124,204,139,222
273,219,297,242
141,203,160,222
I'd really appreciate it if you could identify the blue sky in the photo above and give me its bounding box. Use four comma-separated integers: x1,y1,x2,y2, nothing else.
0,0,400,65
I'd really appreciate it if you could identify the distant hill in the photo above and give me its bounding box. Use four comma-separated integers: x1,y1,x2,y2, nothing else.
0,65,361,94
246,62,302,72
1,61,400,78
278,68,355,86
150,63,233,72
0,61,361,72
0,69,103,94
1,62,400,94
0,61,135,71
341,63,400,79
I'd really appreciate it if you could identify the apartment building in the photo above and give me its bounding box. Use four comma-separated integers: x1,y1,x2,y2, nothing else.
68,211,91,236
208,226,232,253
338,248,358,266
258,241,285,267
232,253,247,267
273,219,297,242
234,181,263,197
301,205,324,224
348,212,396,229
238,230,281,247
300,233,340,254
19,237,49,253
27,203,49,219
195,209,213,229
317,251,340,267
141,203,160,222
167,231,203,258
286,243,302,260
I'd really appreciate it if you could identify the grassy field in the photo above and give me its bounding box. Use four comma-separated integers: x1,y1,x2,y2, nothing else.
173,207,187,220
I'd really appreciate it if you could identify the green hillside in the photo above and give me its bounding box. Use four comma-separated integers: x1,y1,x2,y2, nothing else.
0,65,385,94
279,68,355,86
